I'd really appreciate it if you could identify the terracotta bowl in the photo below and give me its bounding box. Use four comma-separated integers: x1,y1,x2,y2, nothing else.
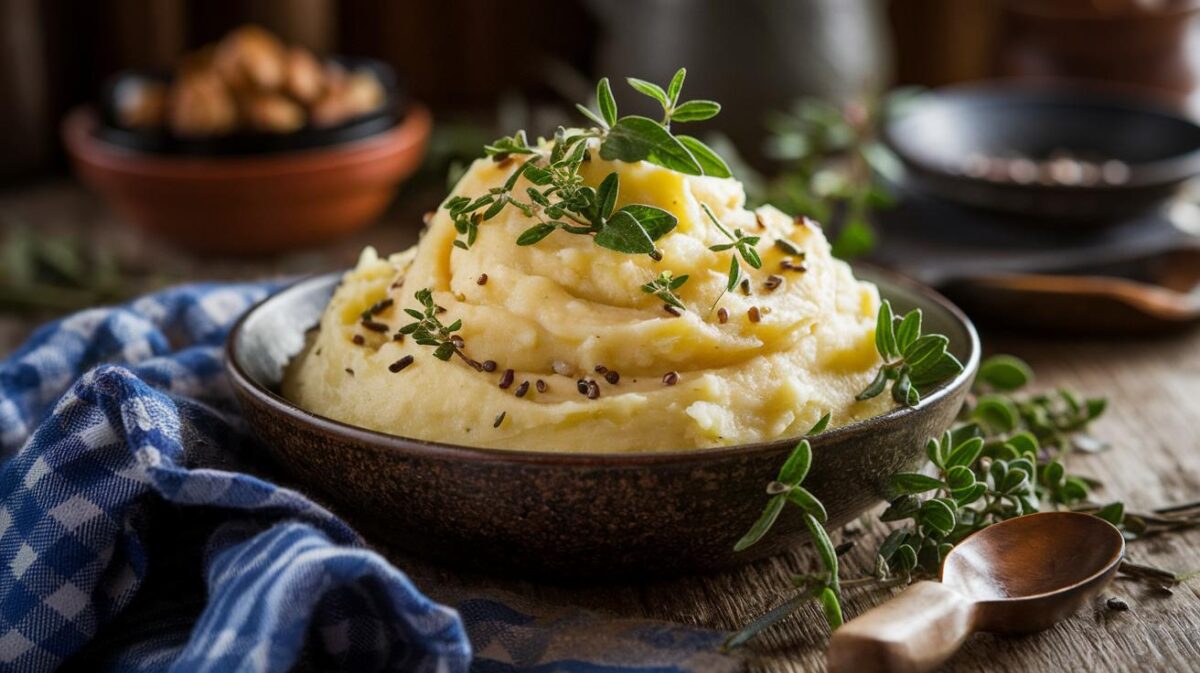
61,105,431,255
225,267,979,579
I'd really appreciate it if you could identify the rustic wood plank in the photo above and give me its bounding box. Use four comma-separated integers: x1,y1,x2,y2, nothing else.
1,181,1198,672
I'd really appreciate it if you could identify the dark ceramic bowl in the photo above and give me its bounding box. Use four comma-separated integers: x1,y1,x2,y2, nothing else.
225,268,979,579
883,83,1200,225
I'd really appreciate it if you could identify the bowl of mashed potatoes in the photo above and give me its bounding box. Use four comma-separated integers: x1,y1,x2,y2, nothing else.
227,152,978,578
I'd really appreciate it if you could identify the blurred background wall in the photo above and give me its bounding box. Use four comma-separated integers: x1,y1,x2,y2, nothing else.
4,0,1199,178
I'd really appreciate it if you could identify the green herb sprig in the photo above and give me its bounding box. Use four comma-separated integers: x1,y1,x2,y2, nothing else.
397,288,481,370
699,203,762,309
640,271,689,311
729,413,845,641
856,300,964,406
443,69,731,257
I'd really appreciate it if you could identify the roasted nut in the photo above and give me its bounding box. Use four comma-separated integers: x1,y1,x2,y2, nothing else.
342,69,385,115
213,24,286,91
241,92,305,133
284,47,324,103
168,72,237,137
113,79,167,129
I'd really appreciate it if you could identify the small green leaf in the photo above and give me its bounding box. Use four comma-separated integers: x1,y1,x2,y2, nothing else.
1096,502,1125,526
904,334,949,373
1043,460,1065,488
978,354,1034,391
522,165,553,186
894,310,922,352
878,529,909,561
432,342,455,361
778,439,812,484
726,256,741,292
671,100,721,122
804,513,839,592
721,593,807,651
617,204,678,241
1085,398,1108,421
601,116,703,175
875,300,898,359
594,210,655,254
818,586,844,630
880,495,919,521
667,68,686,105
575,103,607,128
895,544,918,571
856,367,889,401
919,499,956,536
954,483,987,506
596,172,619,219
892,370,914,406
1004,431,1039,456
945,465,975,491
807,413,832,436
889,472,943,495
734,494,786,551
676,135,732,178
597,77,617,127
945,437,985,469
627,77,670,107
909,352,964,388
516,223,557,246
926,438,946,468
974,394,1019,433
787,486,828,523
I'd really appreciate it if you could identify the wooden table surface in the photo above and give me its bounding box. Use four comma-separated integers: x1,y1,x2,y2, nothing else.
2,181,1199,673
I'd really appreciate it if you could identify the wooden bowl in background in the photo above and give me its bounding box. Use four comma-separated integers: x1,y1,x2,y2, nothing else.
61,104,431,255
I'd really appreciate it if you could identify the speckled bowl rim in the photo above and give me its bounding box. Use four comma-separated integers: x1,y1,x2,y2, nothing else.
225,265,980,467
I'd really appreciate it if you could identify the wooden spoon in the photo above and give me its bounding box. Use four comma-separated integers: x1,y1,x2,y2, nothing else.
827,512,1125,673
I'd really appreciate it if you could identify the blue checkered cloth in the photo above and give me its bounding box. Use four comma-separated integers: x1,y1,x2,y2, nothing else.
0,283,740,673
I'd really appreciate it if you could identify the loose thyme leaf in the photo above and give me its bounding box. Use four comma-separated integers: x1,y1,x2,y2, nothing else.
808,412,832,435
601,116,703,175
641,271,688,310
978,354,1034,391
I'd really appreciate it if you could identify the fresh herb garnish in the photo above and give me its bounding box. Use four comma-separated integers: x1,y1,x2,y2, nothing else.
856,300,964,406
699,203,762,311
397,288,481,370
640,271,689,311
444,69,730,256
725,343,1181,648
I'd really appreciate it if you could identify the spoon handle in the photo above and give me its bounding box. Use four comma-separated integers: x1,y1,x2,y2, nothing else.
826,580,977,673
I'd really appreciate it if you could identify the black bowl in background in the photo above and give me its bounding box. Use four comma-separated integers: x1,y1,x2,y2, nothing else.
95,57,405,156
883,83,1200,225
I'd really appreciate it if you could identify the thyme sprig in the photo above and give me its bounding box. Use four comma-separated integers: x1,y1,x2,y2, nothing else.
443,69,731,256
856,300,965,406
640,271,689,311
699,203,762,309
397,289,481,370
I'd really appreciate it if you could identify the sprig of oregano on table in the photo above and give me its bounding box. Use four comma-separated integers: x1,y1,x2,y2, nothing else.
723,300,1178,648
442,68,730,258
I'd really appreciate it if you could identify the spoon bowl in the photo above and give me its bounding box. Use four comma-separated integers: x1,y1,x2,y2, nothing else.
828,512,1125,673
944,511,1126,633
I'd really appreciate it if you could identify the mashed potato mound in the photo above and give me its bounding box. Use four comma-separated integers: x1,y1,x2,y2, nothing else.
283,148,892,452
